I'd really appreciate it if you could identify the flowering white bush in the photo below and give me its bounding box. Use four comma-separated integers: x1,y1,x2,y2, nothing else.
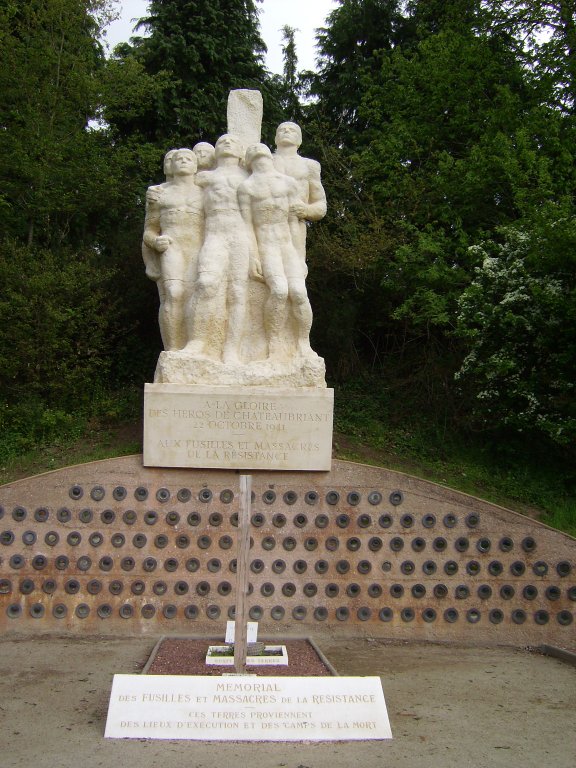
455,227,575,445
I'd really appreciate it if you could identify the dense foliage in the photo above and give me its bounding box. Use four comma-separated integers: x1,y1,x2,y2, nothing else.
0,0,115,247
0,0,575,484
305,0,576,460
455,223,576,444
104,0,273,145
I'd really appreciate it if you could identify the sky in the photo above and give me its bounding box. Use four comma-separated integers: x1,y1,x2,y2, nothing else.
103,0,337,74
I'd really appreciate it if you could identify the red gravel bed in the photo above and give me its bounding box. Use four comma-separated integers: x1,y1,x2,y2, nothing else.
145,638,334,676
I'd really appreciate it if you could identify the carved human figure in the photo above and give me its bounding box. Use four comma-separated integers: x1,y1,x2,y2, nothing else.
184,134,250,363
238,143,315,360
142,149,176,283
193,141,216,171
142,148,204,351
272,121,327,258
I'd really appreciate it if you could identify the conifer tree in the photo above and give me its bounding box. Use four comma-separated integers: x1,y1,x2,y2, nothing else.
279,26,303,121
0,0,115,246
110,0,270,145
486,0,576,112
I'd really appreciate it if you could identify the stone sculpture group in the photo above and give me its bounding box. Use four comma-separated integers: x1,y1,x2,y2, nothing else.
143,109,327,388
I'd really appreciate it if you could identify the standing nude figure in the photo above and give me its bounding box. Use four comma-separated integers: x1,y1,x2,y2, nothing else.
142,148,204,351
142,148,175,283
272,121,327,258
184,134,250,363
238,143,315,360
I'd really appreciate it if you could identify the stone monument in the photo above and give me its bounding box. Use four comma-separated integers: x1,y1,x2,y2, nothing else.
143,90,333,471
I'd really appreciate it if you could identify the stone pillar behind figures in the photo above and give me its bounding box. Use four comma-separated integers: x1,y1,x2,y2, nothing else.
143,90,333,471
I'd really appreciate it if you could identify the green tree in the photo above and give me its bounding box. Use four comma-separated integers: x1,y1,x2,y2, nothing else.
0,1,158,431
313,0,406,139
455,224,576,448
278,25,304,121
0,0,117,247
353,21,539,290
105,0,274,146
486,0,576,111
303,2,412,377
406,0,484,36
306,0,573,419
0,241,117,405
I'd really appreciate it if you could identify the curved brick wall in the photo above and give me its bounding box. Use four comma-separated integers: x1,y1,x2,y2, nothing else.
0,456,574,645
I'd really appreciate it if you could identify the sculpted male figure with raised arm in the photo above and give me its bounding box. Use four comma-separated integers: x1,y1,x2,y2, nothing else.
238,143,316,361
142,149,204,351
272,121,327,258
184,134,250,364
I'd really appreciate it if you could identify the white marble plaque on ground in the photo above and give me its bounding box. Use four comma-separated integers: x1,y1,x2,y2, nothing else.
105,675,392,741
225,620,258,643
143,384,334,470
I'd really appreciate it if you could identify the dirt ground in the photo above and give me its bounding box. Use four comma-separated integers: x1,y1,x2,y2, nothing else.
0,632,574,768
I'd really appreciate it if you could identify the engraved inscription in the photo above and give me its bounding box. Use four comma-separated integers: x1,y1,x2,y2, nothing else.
143,385,334,470
106,675,392,741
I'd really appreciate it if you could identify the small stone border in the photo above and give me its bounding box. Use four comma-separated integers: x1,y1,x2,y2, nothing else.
141,635,338,676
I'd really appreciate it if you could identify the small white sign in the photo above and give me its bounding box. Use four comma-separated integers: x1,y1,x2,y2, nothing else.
225,621,258,644
105,675,392,742
206,645,288,666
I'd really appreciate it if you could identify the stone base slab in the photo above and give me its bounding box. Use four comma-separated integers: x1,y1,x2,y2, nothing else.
154,351,327,388
143,383,334,470
105,674,392,741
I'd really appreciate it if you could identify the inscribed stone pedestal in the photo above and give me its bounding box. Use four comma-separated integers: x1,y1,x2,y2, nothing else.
143,384,333,471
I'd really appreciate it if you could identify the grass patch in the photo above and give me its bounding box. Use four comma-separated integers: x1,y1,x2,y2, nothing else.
333,377,576,537
0,387,142,485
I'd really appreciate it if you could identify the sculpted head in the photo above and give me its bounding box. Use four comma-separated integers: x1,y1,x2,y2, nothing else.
215,134,244,161
163,149,177,178
193,142,216,170
275,122,302,149
171,148,197,175
245,143,273,171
